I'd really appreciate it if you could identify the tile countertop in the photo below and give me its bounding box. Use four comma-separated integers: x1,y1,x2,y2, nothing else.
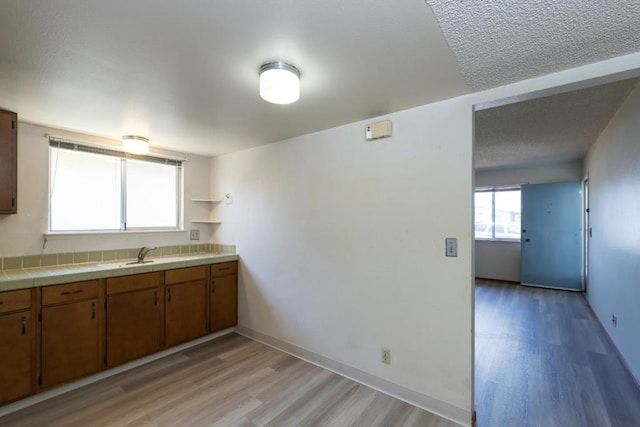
0,253,239,292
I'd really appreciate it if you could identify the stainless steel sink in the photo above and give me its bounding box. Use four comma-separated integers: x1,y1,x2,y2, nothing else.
97,256,191,270
124,260,155,265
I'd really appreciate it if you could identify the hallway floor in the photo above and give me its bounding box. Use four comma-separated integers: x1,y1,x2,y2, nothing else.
475,279,640,427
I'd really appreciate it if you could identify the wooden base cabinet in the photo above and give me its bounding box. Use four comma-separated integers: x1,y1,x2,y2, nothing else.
0,289,34,405
106,272,163,368
210,262,238,332
40,280,103,389
165,266,209,348
0,260,239,406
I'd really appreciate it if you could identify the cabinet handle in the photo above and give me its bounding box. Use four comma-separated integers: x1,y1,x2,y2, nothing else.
211,279,216,293
73,289,84,294
154,291,158,306
0,300,4,305
92,302,96,319
21,316,27,335
167,288,172,303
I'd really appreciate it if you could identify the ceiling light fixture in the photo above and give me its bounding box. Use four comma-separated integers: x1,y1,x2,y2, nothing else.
122,135,149,154
259,61,300,105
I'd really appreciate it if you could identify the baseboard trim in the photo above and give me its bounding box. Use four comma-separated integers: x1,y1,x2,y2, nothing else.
584,299,640,390
235,325,471,427
475,277,519,285
520,282,583,292
0,328,234,418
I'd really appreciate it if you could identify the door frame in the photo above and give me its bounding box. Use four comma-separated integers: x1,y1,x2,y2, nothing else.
583,176,589,293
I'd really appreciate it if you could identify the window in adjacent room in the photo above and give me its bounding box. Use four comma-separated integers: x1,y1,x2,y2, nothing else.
49,138,182,232
474,188,521,240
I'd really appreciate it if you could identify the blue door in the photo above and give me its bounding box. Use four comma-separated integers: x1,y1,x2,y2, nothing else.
521,182,583,291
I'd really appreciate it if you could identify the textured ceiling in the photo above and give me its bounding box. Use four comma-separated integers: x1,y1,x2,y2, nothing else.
427,0,640,90
0,0,469,156
475,78,640,170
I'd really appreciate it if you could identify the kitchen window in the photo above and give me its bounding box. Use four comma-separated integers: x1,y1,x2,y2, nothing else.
474,188,521,240
49,138,182,232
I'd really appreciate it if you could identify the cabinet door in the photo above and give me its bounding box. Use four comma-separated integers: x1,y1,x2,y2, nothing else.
210,274,238,332
41,300,100,389
165,280,208,347
0,110,17,214
106,288,162,368
0,311,32,404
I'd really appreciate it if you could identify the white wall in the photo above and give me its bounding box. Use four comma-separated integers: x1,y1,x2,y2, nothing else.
474,161,583,282
474,241,520,282
584,82,640,383
0,122,213,257
211,98,474,421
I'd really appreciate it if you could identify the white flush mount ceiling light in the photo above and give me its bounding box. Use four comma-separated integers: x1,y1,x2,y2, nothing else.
122,135,149,154
259,61,300,105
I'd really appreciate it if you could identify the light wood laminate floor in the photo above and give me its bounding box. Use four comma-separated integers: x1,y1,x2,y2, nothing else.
0,333,458,427
475,279,640,427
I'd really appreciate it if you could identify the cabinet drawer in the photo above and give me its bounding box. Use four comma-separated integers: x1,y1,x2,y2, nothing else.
211,261,238,277
42,280,99,306
0,289,31,314
107,272,163,295
165,265,207,285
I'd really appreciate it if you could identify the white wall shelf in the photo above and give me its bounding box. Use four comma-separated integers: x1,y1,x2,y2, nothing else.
191,198,222,203
191,197,224,224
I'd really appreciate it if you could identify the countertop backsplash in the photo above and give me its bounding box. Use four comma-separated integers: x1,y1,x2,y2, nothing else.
0,243,236,271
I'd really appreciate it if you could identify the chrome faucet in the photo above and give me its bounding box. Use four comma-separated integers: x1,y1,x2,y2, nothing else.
137,246,157,263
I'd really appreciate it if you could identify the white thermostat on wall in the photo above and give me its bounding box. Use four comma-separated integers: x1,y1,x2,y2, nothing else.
365,120,392,141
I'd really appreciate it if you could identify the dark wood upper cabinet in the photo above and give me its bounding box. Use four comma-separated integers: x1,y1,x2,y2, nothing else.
0,109,17,214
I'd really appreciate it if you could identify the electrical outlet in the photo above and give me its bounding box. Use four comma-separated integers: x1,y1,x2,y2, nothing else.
612,314,617,328
189,229,200,240
381,347,391,365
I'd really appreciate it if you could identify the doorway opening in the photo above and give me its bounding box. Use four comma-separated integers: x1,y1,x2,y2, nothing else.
472,72,640,425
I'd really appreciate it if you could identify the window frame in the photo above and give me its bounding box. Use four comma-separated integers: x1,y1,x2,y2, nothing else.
48,137,183,233
474,186,521,242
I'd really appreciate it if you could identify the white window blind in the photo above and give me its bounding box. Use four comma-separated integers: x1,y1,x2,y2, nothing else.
49,138,182,232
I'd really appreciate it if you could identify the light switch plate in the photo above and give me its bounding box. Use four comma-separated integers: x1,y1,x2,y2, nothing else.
190,229,200,240
446,238,457,257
